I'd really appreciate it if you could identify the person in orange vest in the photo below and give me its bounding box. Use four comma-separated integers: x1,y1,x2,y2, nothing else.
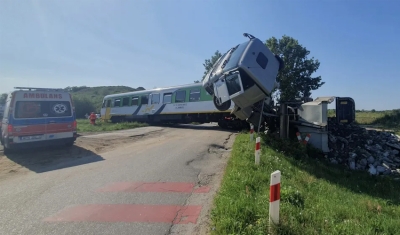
89,112,97,125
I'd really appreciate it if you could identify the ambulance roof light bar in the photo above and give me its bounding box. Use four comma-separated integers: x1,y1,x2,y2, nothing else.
14,87,64,91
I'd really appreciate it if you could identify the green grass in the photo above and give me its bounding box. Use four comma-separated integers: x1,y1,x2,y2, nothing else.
357,111,400,135
76,119,148,133
355,112,387,125
210,133,400,235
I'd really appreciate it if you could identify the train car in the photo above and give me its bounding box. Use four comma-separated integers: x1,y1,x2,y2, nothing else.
100,83,249,129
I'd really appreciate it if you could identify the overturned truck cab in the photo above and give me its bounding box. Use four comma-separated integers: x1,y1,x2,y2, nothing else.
202,33,284,125
203,33,357,154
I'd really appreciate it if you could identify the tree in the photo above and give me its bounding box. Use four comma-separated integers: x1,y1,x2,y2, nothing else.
0,93,7,105
265,35,325,102
193,80,200,83
201,50,222,81
72,96,97,118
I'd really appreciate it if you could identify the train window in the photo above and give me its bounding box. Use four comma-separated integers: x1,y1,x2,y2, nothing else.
102,100,106,108
175,90,186,103
141,95,149,105
189,88,201,102
163,93,172,104
122,97,129,106
151,94,160,104
106,100,111,107
131,96,139,106
113,98,121,107
256,52,268,69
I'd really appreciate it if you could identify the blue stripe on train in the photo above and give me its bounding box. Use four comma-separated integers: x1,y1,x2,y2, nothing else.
9,116,75,125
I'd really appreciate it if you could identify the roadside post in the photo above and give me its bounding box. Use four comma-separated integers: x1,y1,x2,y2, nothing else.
250,124,254,141
269,170,281,231
255,137,261,165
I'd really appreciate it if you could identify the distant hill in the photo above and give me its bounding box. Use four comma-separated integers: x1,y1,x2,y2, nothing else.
65,85,145,118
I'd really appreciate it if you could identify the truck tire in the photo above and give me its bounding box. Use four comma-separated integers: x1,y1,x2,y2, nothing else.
3,146,12,154
213,95,231,112
65,141,74,147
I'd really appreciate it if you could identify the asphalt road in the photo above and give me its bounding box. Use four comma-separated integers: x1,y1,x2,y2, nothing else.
0,124,236,235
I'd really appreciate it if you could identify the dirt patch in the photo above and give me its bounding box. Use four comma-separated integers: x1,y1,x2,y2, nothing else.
0,129,164,181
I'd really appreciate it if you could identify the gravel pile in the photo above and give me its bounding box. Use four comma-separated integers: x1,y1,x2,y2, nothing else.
326,118,400,176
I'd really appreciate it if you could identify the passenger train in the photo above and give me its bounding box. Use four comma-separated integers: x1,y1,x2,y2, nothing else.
100,83,249,129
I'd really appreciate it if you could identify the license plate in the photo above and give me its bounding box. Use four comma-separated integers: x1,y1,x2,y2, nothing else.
20,135,42,140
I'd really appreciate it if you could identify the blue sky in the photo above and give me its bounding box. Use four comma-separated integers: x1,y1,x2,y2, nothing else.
0,0,399,110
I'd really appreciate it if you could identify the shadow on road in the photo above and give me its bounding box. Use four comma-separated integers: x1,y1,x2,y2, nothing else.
2,145,104,173
150,123,240,133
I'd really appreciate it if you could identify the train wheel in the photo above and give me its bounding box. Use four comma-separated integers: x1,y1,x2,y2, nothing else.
213,95,231,111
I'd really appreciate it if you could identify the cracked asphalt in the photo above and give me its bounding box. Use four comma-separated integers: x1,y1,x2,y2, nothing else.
0,123,236,235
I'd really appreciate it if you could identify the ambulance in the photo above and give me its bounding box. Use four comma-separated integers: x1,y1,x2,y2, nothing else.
0,87,77,153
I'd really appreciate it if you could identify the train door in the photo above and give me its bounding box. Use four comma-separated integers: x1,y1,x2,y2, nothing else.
149,93,161,114
104,100,111,120
130,95,139,114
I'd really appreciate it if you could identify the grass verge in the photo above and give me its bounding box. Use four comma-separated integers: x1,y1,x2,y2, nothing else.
76,119,148,132
210,133,400,235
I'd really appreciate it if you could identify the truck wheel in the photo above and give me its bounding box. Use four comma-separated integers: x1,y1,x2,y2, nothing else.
65,141,74,147
213,95,231,111
3,146,12,154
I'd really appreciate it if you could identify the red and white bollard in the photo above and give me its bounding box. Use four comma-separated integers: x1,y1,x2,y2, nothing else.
255,137,261,165
269,170,281,226
303,133,311,145
296,132,311,145
296,132,302,142
250,124,254,141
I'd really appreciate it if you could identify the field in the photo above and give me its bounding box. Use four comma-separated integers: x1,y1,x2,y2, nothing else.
328,109,400,134
210,133,400,235
76,119,147,133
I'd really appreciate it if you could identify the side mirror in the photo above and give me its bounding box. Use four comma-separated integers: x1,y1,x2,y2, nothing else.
274,54,285,71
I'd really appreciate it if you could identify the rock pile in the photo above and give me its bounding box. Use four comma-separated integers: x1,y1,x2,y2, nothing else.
327,118,400,176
